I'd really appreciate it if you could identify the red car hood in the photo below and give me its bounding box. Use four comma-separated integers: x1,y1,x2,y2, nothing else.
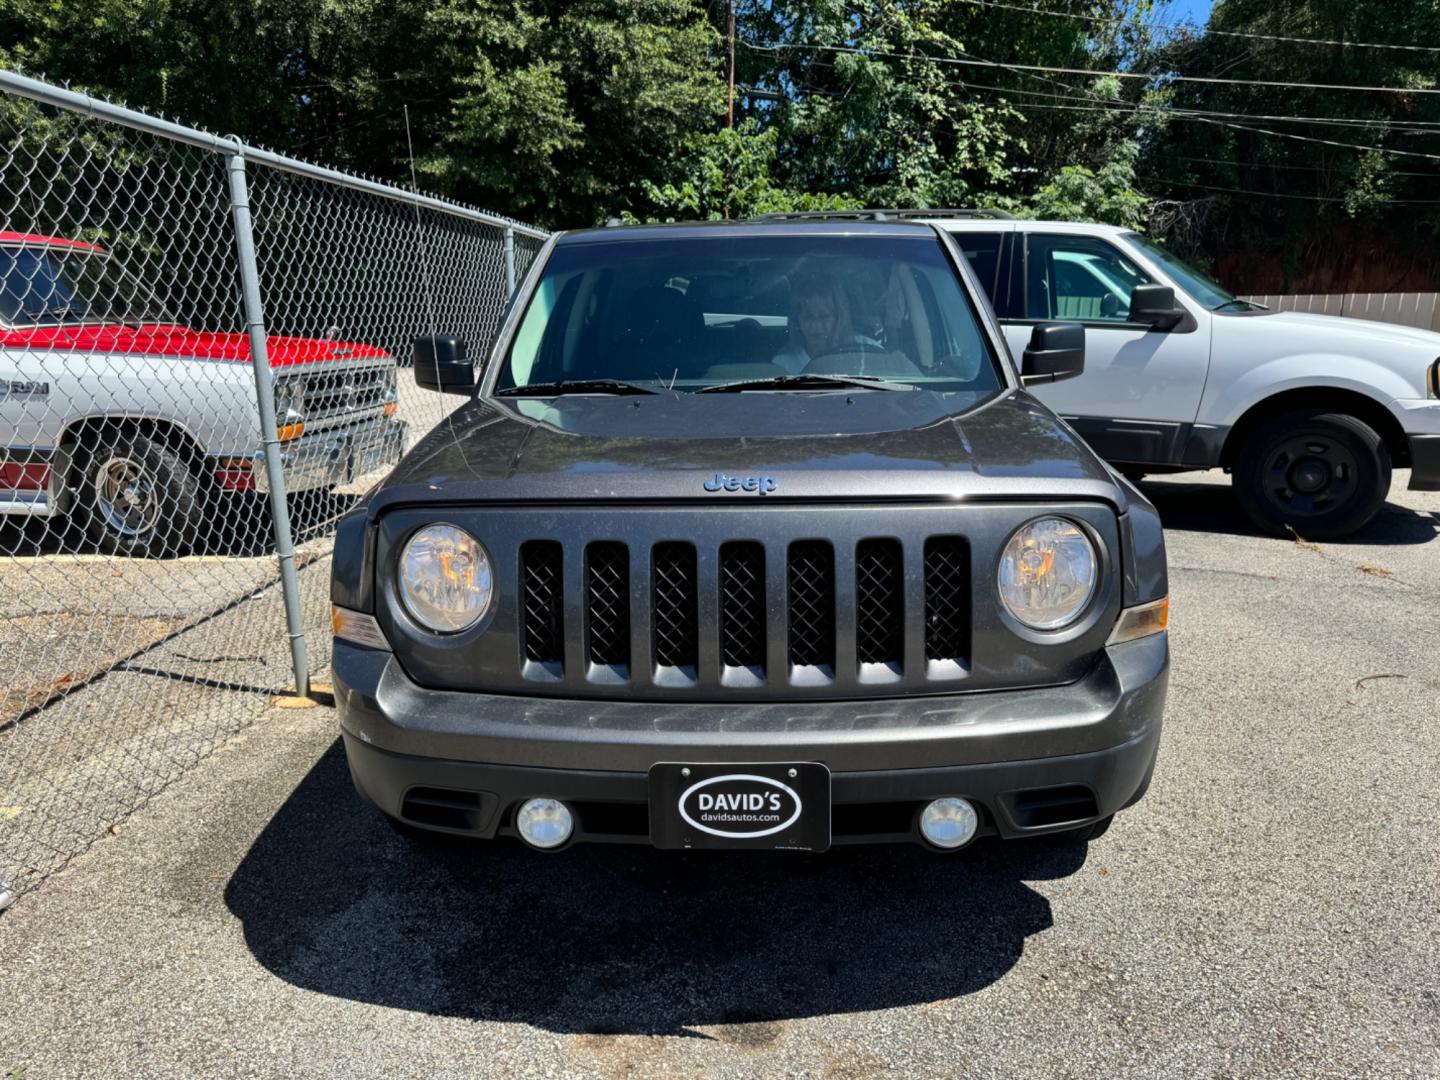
0,322,389,366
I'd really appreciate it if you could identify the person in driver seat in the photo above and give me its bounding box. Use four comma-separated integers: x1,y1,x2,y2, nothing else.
772,273,881,374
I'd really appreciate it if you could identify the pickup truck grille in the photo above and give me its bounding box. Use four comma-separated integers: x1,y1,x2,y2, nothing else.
276,362,394,424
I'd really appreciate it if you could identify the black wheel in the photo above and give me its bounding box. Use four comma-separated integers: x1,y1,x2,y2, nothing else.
1233,411,1390,540
79,431,202,557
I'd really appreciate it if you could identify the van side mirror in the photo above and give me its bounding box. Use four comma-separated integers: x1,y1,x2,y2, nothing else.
1128,284,1185,329
413,335,474,395
1021,322,1085,385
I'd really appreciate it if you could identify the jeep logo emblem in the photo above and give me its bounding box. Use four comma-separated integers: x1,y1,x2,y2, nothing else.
678,774,802,838
703,472,777,494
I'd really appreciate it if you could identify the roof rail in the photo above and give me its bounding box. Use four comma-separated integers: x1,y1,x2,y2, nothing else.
754,208,1014,222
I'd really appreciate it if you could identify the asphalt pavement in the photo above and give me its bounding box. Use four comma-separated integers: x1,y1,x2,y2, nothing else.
1,470,1437,1079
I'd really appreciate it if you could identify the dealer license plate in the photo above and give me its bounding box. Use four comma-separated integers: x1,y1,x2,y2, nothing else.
648,761,831,852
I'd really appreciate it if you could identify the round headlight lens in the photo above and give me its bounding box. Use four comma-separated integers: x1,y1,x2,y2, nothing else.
998,518,1097,630
398,524,494,633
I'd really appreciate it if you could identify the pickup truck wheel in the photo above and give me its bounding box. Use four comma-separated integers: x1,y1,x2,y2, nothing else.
1233,411,1390,540
81,433,202,557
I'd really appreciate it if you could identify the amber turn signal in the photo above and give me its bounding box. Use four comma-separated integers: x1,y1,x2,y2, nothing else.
332,605,391,650
1105,595,1169,645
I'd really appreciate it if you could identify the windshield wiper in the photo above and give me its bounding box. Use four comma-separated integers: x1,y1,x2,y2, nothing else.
697,373,914,393
1213,298,1268,312
495,378,659,397
33,303,91,323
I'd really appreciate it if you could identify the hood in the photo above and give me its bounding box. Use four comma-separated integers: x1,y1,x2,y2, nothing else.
366,387,1127,511
1212,310,1439,399
0,322,390,367
1259,309,1440,351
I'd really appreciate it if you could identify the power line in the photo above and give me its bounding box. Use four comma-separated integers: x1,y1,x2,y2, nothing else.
1136,174,1440,204
933,71,1440,162
741,39,1440,95
954,0,1440,54
948,77,1440,131
1164,153,1435,178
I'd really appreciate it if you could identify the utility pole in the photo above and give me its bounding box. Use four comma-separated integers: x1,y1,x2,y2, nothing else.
727,0,736,130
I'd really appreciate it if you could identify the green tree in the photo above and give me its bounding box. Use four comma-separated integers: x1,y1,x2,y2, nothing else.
1135,0,1440,289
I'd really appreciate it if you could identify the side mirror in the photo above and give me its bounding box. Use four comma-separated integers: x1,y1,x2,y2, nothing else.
413,335,474,395
1128,284,1185,329
1021,321,1085,385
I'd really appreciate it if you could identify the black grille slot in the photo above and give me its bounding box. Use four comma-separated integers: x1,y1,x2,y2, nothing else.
787,541,835,670
401,787,488,831
651,542,698,670
585,541,631,669
520,540,564,667
924,536,970,662
719,542,766,670
855,538,903,667
1008,785,1099,829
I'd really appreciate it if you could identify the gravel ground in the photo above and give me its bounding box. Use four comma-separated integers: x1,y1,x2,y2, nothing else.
1,470,1437,1079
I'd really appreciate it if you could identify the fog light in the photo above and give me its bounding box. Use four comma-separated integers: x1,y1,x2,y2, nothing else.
919,797,978,849
516,798,573,849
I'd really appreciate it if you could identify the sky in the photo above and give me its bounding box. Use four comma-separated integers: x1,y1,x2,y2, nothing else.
1157,0,1217,30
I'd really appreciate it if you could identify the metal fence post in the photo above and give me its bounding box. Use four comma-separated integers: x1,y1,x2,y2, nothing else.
225,150,311,699
503,226,517,297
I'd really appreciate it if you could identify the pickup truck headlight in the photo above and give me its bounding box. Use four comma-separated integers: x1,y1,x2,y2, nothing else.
398,524,494,632
998,517,1097,630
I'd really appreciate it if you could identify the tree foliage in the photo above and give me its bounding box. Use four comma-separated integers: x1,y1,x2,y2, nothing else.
4,0,1438,289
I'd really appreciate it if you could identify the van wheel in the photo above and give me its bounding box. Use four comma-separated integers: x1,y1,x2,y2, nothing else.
1233,411,1389,540
80,432,202,557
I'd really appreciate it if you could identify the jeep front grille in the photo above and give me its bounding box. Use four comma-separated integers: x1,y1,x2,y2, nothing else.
386,503,1119,702
513,532,970,688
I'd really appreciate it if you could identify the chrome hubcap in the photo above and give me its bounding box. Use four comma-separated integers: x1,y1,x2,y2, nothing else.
94,456,158,537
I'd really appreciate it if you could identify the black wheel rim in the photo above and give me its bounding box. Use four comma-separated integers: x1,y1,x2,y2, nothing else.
1261,433,1359,518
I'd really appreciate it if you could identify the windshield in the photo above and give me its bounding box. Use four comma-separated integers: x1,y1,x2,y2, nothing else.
494,234,1004,394
1122,234,1237,310
0,244,169,326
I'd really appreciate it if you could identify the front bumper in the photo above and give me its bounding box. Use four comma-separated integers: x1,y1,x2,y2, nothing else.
253,416,407,494
1407,434,1440,491
334,631,1168,846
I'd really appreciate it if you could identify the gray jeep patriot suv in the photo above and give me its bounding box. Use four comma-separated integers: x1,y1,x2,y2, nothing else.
330,216,1169,853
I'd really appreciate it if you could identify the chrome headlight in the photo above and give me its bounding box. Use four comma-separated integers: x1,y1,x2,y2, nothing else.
998,517,1097,630
272,375,302,418
398,524,494,633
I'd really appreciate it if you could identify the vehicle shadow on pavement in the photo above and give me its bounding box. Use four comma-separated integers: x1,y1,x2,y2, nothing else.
1140,478,1438,546
225,740,1089,1036
0,488,358,559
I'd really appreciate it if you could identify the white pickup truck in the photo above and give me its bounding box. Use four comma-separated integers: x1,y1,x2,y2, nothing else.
0,231,406,556
893,211,1439,539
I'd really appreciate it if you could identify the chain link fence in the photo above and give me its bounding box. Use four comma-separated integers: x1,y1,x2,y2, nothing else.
0,69,547,909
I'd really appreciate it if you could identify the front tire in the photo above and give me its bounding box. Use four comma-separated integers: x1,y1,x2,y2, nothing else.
79,432,202,557
1233,411,1390,540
